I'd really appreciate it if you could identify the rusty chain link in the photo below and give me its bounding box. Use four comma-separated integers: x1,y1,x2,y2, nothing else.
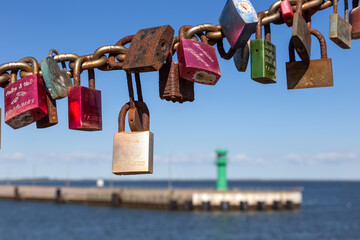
0,0,334,88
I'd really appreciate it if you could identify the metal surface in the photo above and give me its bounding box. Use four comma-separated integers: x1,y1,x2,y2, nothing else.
36,93,58,128
281,0,294,27
251,12,277,84
330,0,352,48
219,0,259,48
113,102,153,175
291,0,312,63
123,25,174,73
350,0,360,39
233,40,250,72
286,28,333,89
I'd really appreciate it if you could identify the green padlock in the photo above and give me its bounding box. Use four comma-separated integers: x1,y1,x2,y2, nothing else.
250,12,276,84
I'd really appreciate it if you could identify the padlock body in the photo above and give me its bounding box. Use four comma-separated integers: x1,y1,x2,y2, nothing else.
292,12,311,62
112,131,154,175
68,86,102,131
123,25,174,73
286,58,333,89
281,0,294,27
41,57,73,99
219,0,258,49
350,6,360,39
4,74,47,129
177,39,221,85
159,61,194,103
251,39,276,83
233,41,250,72
329,14,352,49
36,94,58,128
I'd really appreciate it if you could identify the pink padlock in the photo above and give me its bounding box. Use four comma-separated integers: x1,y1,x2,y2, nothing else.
281,0,294,27
4,57,47,129
176,25,221,85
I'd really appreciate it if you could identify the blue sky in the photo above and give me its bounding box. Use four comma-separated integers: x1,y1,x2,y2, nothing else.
0,0,359,180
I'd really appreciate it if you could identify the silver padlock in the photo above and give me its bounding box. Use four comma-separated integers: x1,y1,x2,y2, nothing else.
112,102,154,175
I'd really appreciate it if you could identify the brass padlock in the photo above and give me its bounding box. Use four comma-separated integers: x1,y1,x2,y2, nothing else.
122,25,174,73
330,0,352,49
286,28,333,89
112,102,154,175
292,0,311,63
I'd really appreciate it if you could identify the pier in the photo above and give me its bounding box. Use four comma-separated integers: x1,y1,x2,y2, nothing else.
0,185,301,211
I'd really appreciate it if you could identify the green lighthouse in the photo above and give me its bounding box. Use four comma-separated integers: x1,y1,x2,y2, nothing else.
216,149,228,191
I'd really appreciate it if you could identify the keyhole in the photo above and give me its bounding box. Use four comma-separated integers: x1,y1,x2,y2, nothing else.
159,41,167,51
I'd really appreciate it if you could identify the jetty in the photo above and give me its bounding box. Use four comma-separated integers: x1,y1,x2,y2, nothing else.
0,185,301,211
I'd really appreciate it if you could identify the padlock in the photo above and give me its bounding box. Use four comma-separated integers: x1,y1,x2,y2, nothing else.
36,93,58,128
233,40,250,72
112,102,154,175
330,0,352,48
281,0,294,27
291,0,311,63
40,49,73,99
350,0,360,39
219,0,258,49
286,28,333,89
4,58,47,129
122,25,174,73
159,49,194,103
177,25,221,85
251,12,276,84
68,56,102,131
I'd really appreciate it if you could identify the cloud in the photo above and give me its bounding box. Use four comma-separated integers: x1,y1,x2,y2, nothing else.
285,152,358,165
231,154,265,165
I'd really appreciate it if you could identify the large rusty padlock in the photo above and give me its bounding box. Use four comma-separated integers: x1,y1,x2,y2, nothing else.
286,28,333,89
4,57,48,129
291,0,311,63
219,0,259,49
36,93,58,129
122,25,174,73
112,102,154,175
350,0,360,39
159,35,194,103
330,0,352,49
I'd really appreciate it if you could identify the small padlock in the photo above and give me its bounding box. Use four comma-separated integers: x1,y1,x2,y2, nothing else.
68,56,102,131
330,0,352,49
4,58,47,129
112,102,154,175
292,0,311,63
350,0,360,39
41,49,73,99
122,25,174,73
219,0,258,49
286,28,333,89
177,25,221,85
233,40,250,72
36,93,58,129
159,42,194,103
281,0,294,27
251,12,277,84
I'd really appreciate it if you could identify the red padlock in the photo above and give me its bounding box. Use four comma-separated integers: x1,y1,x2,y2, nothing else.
68,56,102,131
281,0,294,27
177,24,221,85
4,57,47,129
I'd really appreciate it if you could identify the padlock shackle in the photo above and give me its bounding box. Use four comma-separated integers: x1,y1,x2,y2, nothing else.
217,37,236,60
10,70,18,84
19,57,39,74
48,49,68,71
118,101,149,132
255,12,271,42
289,27,327,62
126,72,143,107
295,0,304,15
73,55,96,89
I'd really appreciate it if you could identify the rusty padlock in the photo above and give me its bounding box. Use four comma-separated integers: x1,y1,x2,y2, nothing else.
4,57,48,129
122,25,174,73
36,94,58,129
286,28,333,89
291,0,311,63
112,102,153,175
233,40,250,72
159,35,194,103
350,0,360,39
330,0,352,49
